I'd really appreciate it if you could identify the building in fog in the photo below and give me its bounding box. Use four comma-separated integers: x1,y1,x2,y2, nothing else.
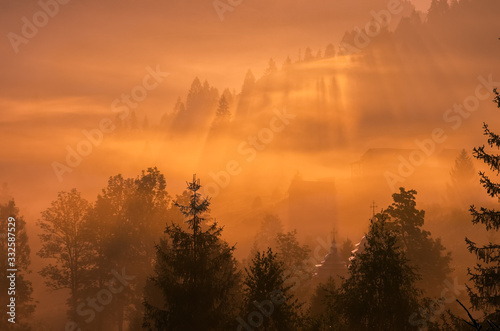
351,148,461,179
287,174,336,240
313,236,347,286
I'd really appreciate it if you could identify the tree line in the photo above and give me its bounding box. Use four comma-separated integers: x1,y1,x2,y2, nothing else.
2,90,500,330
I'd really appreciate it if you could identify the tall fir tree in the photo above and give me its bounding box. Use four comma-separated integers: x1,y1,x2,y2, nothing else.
379,187,452,297
241,248,302,331
212,95,231,128
466,88,500,317
324,43,336,58
450,149,476,187
448,149,477,204
143,175,240,330
335,215,423,330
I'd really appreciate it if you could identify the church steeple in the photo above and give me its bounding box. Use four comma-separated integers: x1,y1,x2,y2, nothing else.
313,228,347,284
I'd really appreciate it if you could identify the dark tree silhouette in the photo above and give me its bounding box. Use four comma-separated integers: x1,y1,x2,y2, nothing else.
88,174,137,331
143,175,240,330
466,88,500,319
380,187,452,297
335,215,423,330
308,277,341,330
212,94,231,128
242,248,302,330
340,238,355,264
37,189,94,322
450,149,476,187
324,43,336,58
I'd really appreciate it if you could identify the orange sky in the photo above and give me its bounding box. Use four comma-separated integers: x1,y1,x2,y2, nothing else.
3,1,500,326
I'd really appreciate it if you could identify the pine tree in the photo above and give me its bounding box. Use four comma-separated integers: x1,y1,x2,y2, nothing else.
265,58,278,75
450,149,476,187
241,70,256,94
308,277,345,330
213,95,231,127
173,96,185,114
448,149,477,204
340,238,355,264
185,77,203,111
241,248,301,330
428,0,450,23
143,175,241,330
466,88,500,317
253,214,284,253
336,215,423,330
324,43,336,58
380,187,452,297
282,56,292,70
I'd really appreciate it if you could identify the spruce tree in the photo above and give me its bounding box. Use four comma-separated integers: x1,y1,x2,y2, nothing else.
380,187,452,297
466,88,500,317
143,175,240,330
450,149,476,187
241,248,301,331
336,215,423,330
213,95,231,127
448,149,477,203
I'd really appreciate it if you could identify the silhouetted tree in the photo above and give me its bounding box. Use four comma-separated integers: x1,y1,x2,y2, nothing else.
242,248,302,330
379,188,452,297
241,70,256,94
340,238,355,264
447,149,477,204
0,199,35,330
88,174,137,331
90,168,176,331
173,96,185,114
324,43,336,58
275,230,313,299
282,56,292,70
213,95,231,127
143,175,241,330
308,277,341,330
265,58,278,75
38,189,94,321
336,215,423,330
466,88,500,320
253,214,284,253
428,0,449,23
450,149,476,187
304,47,314,62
